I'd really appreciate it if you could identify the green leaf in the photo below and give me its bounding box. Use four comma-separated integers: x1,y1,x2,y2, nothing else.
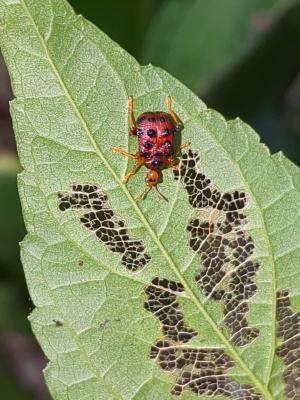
141,0,298,93
1,1,300,399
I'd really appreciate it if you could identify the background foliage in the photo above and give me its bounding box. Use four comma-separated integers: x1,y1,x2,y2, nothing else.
0,0,300,398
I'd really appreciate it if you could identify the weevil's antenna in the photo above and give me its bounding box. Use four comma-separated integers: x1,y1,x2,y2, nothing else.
138,187,151,201
138,186,164,203
154,186,164,203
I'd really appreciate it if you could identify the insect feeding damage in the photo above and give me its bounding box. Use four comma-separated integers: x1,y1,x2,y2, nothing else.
145,277,260,398
113,96,187,201
58,184,150,272
175,150,260,347
145,277,197,343
276,289,300,399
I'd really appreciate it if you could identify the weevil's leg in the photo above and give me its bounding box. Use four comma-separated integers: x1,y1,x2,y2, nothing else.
171,163,180,171
112,147,144,183
128,96,135,133
166,155,179,169
166,96,181,128
123,159,144,184
112,147,135,159
165,157,180,173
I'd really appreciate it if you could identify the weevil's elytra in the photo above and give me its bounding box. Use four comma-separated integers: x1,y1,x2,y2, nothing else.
112,96,187,201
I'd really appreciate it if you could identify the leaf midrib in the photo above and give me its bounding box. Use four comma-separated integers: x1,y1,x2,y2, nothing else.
20,1,272,398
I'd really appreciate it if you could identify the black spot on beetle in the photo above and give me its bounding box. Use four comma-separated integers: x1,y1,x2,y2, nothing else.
144,141,154,149
147,129,156,137
137,116,146,123
151,159,162,167
164,141,172,149
140,150,151,158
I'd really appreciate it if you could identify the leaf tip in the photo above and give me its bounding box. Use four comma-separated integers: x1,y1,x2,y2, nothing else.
272,150,284,161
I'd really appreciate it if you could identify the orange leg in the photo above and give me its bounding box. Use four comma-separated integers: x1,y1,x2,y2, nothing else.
171,164,180,171
166,157,180,171
112,147,144,183
175,142,190,156
112,147,135,159
128,96,135,133
166,96,181,129
123,161,144,184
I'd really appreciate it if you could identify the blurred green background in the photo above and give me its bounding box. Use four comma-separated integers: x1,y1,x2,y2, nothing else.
0,0,300,398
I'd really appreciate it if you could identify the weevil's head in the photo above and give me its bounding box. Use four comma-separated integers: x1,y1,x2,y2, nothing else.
145,170,159,188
